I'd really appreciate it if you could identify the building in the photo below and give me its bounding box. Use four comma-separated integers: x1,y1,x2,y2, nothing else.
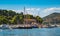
24,19,37,24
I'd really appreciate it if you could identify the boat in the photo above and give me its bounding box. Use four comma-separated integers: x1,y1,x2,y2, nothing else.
31,25,38,28
46,24,57,28
0,24,10,29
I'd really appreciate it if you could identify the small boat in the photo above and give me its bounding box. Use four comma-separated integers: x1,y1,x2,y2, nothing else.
46,24,57,28
0,24,9,29
31,25,38,28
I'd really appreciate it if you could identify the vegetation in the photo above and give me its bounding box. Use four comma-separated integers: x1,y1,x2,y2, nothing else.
0,9,43,25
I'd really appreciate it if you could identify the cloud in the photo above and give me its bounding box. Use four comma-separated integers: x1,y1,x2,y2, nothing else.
25,8,41,16
43,7,60,13
26,8,40,11
12,8,41,16
40,7,60,17
12,10,24,13
12,7,60,18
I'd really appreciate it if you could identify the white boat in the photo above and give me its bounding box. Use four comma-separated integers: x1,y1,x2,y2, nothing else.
0,24,10,29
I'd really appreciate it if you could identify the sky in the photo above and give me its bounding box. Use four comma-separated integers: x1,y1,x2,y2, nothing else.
0,0,60,18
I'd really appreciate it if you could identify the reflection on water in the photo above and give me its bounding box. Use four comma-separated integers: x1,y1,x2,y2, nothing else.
0,28,60,36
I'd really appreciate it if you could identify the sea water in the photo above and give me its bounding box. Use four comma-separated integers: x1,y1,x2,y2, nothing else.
0,28,60,36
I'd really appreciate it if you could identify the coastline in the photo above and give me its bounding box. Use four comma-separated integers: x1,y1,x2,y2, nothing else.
0,24,59,29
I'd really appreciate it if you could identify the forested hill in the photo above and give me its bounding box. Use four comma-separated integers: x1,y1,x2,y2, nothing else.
0,9,43,24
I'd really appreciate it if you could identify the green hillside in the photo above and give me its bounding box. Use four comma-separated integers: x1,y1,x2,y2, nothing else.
0,9,43,25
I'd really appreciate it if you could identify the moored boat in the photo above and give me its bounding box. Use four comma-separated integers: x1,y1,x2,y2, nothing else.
0,24,9,29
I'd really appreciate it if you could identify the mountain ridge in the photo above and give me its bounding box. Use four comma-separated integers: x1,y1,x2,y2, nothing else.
43,12,60,24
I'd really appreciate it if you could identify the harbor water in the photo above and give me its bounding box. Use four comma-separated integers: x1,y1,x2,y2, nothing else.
0,28,60,36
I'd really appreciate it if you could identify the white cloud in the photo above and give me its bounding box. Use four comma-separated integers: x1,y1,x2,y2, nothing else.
25,8,41,16
12,10,24,13
12,7,60,18
26,8,40,11
40,7,60,17
12,8,41,16
43,7,60,13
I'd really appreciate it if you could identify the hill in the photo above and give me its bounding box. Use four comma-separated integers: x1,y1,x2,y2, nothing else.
43,12,60,24
0,9,43,25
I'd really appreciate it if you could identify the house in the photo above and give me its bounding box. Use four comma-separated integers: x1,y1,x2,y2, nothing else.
24,19,37,24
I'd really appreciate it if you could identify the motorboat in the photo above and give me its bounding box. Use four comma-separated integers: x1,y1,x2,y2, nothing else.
0,24,9,29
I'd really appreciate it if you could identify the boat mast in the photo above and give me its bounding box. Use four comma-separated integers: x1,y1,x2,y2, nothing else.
24,6,25,15
24,6,27,24
38,11,39,23
24,6,26,24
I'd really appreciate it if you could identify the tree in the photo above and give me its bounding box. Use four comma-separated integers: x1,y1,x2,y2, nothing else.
35,16,43,23
0,16,8,24
10,15,24,24
0,9,43,25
